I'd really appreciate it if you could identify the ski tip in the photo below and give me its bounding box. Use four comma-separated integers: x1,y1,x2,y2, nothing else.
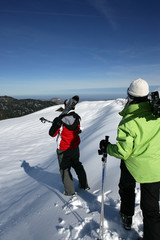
72,95,79,103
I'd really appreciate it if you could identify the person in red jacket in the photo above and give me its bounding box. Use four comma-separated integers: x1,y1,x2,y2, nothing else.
49,98,89,196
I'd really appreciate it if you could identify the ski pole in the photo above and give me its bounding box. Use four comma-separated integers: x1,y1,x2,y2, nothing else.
97,136,109,240
39,117,53,124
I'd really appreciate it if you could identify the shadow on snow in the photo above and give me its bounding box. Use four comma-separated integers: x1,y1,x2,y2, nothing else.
21,160,139,240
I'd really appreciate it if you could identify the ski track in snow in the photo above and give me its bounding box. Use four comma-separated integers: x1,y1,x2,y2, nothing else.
0,99,143,240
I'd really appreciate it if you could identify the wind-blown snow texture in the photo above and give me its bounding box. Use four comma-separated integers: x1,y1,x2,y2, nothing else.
0,99,143,240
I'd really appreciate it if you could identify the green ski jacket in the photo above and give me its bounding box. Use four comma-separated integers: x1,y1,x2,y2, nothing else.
107,101,160,183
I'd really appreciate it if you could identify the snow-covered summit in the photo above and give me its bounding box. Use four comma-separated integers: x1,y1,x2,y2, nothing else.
0,99,143,240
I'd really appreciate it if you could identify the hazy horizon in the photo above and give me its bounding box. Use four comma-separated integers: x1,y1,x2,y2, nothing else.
4,85,159,101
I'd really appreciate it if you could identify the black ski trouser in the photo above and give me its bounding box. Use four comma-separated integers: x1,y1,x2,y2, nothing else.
140,182,160,240
119,160,160,240
119,160,136,216
57,147,88,195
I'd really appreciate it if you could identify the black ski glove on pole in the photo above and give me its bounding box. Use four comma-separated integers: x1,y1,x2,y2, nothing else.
99,137,109,154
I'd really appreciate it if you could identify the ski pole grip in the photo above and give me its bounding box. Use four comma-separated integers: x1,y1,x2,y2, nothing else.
40,117,46,123
105,136,109,143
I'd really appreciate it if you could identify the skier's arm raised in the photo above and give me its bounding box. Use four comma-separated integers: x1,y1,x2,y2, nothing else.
49,117,62,137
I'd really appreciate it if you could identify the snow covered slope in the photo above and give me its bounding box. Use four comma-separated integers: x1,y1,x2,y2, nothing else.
0,99,143,240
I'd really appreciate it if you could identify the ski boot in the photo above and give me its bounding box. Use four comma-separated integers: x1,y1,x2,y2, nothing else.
79,183,90,190
63,192,77,196
120,212,132,230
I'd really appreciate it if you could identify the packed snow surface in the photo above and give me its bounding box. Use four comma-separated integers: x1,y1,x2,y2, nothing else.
0,99,143,240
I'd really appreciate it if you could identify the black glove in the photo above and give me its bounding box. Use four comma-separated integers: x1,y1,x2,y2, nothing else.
99,139,109,153
53,116,62,126
49,117,62,136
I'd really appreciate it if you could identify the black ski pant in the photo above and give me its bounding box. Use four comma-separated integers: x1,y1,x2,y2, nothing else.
57,147,88,195
119,160,136,216
141,182,160,240
119,160,160,240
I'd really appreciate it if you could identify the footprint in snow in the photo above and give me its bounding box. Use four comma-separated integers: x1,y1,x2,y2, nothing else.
93,189,100,194
58,217,65,225
62,195,90,215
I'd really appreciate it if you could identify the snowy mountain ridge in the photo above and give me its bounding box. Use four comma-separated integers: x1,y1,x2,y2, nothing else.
0,99,143,240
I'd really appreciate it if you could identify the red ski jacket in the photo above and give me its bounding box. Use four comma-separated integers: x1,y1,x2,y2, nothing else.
49,112,81,151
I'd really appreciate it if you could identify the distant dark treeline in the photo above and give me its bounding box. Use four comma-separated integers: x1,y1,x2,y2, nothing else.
0,96,63,120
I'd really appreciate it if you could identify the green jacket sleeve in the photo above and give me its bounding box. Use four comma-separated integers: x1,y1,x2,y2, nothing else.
107,123,134,160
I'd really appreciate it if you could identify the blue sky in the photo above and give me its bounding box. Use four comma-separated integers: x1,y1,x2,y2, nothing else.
0,0,160,98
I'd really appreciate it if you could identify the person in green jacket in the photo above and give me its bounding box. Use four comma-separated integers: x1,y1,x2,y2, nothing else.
99,78,160,240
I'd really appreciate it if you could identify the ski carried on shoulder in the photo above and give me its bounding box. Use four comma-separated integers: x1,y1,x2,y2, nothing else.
40,95,79,124
60,95,79,115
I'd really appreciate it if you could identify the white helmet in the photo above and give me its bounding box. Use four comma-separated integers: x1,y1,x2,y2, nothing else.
128,78,149,97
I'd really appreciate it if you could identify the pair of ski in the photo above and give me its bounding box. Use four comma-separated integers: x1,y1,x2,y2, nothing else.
40,95,79,124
